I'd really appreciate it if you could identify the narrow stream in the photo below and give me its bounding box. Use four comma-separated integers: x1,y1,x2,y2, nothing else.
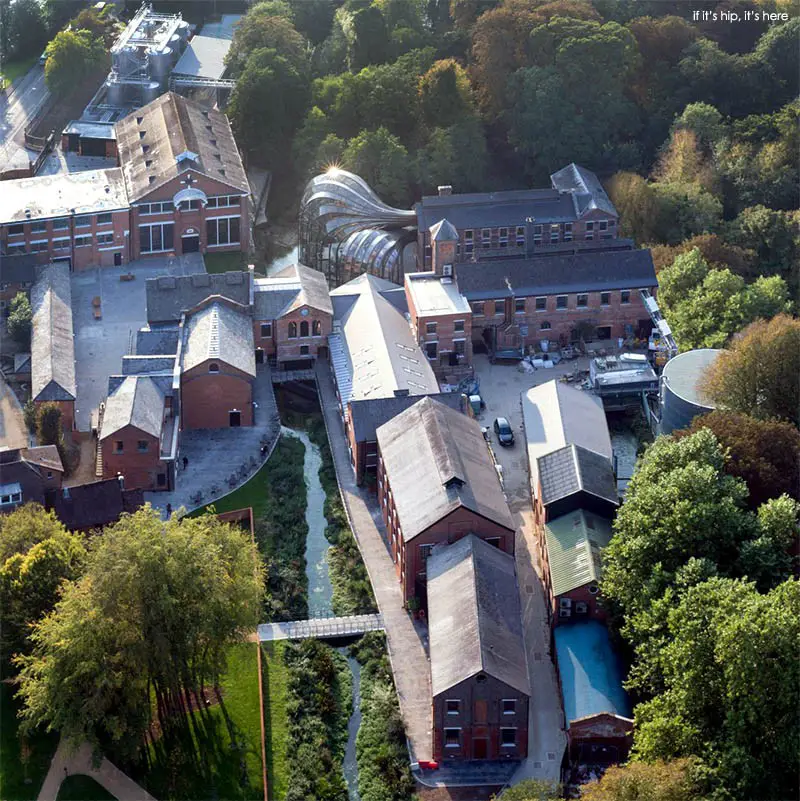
283,426,361,801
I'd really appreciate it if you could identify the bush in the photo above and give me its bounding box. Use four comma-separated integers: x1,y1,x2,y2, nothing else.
7,292,32,348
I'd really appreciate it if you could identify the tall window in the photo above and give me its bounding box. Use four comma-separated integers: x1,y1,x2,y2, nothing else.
472,302,484,316
564,222,573,242
312,320,321,336
206,217,240,247
556,295,568,310
426,322,437,335
454,319,465,333
260,323,272,338
516,226,525,247
600,292,610,306
139,223,174,254
481,228,491,249
494,300,504,316
535,296,547,311
621,290,631,304
499,227,509,248
550,224,560,243
464,229,474,255
577,294,588,308
515,298,525,314
288,322,297,338
425,342,437,360
300,320,309,337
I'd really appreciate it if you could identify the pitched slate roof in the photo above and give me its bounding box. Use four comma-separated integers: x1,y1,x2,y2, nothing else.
100,375,165,441
145,271,249,323
537,444,618,508
554,621,632,725
253,264,333,320
53,479,145,531
428,535,530,697
116,92,248,201
544,510,613,596
430,218,459,242
377,397,514,541
19,445,64,474
135,326,180,355
182,300,255,376
455,247,656,301
349,392,467,443
550,163,617,218
30,263,76,402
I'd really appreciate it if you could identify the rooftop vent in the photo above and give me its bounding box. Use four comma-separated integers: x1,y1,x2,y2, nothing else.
438,185,453,196
393,388,410,397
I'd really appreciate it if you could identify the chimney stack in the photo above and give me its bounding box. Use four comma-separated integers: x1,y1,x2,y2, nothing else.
437,185,453,197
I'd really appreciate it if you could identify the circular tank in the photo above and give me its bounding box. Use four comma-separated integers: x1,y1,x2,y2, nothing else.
113,44,145,74
169,34,184,57
176,20,191,41
147,46,173,78
660,349,721,434
142,81,161,104
105,77,125,106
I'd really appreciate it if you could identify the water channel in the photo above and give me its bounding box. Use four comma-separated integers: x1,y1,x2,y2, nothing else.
283,426,361,801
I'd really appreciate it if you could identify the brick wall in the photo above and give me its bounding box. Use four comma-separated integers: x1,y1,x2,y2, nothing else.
273,307,332,367
101,425,166,490
180,362,254,430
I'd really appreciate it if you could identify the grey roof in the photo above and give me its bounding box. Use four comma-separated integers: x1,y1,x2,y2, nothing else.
537,444,618,508
53,478,144,531
662,349,722,408
331,274,439,402
121,355,176,375
100,375,164,440
146,271,249,323
428,535,530,697
116,92,248,202
377,397,514,541
135,326,180,355
30,264,76,402
455,247,657,301
377,287,409,315
430,218,459,242
253,264,332,320
171,35,230,81
107,373,173,397
182,300,255,376
200,13,243,40
349,392,467,443
550,163,617,218
18,445,64,473
62,120,116,140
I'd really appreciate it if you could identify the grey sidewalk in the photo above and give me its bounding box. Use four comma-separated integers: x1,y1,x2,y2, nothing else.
315,361,434,765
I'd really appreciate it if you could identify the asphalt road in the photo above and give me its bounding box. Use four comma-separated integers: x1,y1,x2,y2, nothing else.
0,63,50,169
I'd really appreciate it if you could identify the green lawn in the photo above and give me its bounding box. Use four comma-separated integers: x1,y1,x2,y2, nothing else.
204,252,268,276
0,683,59,801
136,643,264,800
56,775,115,801
260,643,288,801
0,55,38,89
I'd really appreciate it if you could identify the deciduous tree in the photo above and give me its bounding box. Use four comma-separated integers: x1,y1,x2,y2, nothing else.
7,292,32,348
579,758,704,801
418,58,475,127
44,29,107,95
225,5,308,76
700,314,800,427
341,127,412,207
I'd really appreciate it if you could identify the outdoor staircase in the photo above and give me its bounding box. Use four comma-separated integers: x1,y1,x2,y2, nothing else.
95,404,105,478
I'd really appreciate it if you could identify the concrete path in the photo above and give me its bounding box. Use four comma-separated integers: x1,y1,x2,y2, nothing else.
144,364,280,514
37,738,157,801
0,372,28,450
315,361,434,764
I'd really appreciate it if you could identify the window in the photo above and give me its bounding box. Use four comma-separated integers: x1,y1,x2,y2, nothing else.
288,322,297,338
426,322,437,335
5,243,27,255
300,320,309,337
535,296,547,311
260,323,272,338
464,229,474,255
300,345,310,356
621,290,631,305
97,232,114,246
206,216,240,247
75,216,91,228
0,491,22,507
499,227,509,248
599,220,608,231
454,319,465,333
52,218,69,230
30,241,49,252
515,298,525,314
139,222,174,253
96,213,112,225
589,584,599,594
139,202,168,215
516,226,525,246
501,728,516,747
137,440,149,453
577,294,588,308
7,224,24,235
585,221,594,231
425,342,437,359
540,320,551,330
533,224,542,245
207,195,238,208
208,363,219,373
550,224,560,243
564,222,573,242
454,339,466,356
600,292,610,306
424,245,431,262
74,235,92,248
481,228,491,248
444,729,461,748
114,441,124,454
179,199,201,211
494,300,504,316
502,700,516,715
472,302,484,316
52,238,70,251
556,295,568,310
312,319,322,336
31,221,47,233
446,700,460,715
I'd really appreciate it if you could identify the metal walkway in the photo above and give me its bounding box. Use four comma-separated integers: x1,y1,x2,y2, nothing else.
271,368,316,383
258,613,384,642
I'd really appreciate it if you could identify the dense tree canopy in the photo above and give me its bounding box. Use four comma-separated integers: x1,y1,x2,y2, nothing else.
1,0,46,63
579,758,705,801
15,507,262,762
7,292,32,348
44,28,107,95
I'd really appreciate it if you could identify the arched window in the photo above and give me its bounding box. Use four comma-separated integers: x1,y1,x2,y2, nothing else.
540,321,551,331
288,322,297,339
300,320,309,338
312,320,321,336
209,362,219,373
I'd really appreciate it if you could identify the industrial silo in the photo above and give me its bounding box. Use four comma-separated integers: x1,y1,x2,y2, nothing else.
660,349,722,434
105,76,125,106
142,81,162,104
175,20,191,42
147,45,173,79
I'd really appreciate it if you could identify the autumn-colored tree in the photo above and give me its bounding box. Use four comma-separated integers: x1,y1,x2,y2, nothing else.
580,758,704,801
649,234,754,276
677,411,800,508
418,58,475,127
607,172,663,244
652,128,719,196
701,314,800,427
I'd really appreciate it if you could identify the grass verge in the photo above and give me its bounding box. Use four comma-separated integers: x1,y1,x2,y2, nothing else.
204,252,268,276
260,642,288,801
56,775,115,801
0,683,59,801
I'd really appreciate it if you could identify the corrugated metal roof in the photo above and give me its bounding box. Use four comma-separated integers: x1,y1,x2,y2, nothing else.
171,35,230,80
428,535,530,697
554,621,632,725
544,510,613,596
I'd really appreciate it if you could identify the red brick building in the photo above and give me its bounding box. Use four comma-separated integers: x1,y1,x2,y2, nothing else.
0,447,64,512
376,396,515,606
428,535,530,762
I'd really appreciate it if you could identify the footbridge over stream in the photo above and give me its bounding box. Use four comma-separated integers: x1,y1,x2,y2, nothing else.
257,613,384,642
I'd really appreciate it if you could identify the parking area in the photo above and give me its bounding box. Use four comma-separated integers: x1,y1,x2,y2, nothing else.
71,254,204,431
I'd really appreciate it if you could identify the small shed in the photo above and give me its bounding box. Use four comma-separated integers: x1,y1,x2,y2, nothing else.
61,121,118,158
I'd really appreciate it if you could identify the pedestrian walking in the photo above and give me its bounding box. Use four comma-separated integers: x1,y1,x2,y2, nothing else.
182,455,188,470
166,503,172,517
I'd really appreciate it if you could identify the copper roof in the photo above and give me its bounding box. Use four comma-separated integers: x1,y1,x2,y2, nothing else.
116,92,249,202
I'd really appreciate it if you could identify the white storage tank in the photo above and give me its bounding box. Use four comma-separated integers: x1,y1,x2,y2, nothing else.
105,76,125,106
147,45,173,78
142,81,161,104
660,349,722,434
176,20,191,41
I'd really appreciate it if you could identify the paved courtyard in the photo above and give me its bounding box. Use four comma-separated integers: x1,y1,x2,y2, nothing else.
71,254,204,431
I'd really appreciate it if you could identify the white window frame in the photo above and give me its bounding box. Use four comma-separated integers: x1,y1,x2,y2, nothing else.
600,292,611,306
139,221,175,254
502,699,516,716
30,240,50,252
74,235,92,248
30,221,47,233
52,218,69,230
481,228,491,248
621,290,631,305
499,227,509,248
515,298,525,315
74,216,91,228
516,226,525,246
206,215,241,248
51,237,71,251
577,293,588,308
444,727,461,748
500,727,517,747
445,700,460,716
96,212,113,226
454,319,465,333
426,321,437,335
556,295,568,310
494,299,505,316
535,296,547,312
564,222,573,242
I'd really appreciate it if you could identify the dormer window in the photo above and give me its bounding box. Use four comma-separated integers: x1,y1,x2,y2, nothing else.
176,150,199,169
142,144,150,153
139,131,146,139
